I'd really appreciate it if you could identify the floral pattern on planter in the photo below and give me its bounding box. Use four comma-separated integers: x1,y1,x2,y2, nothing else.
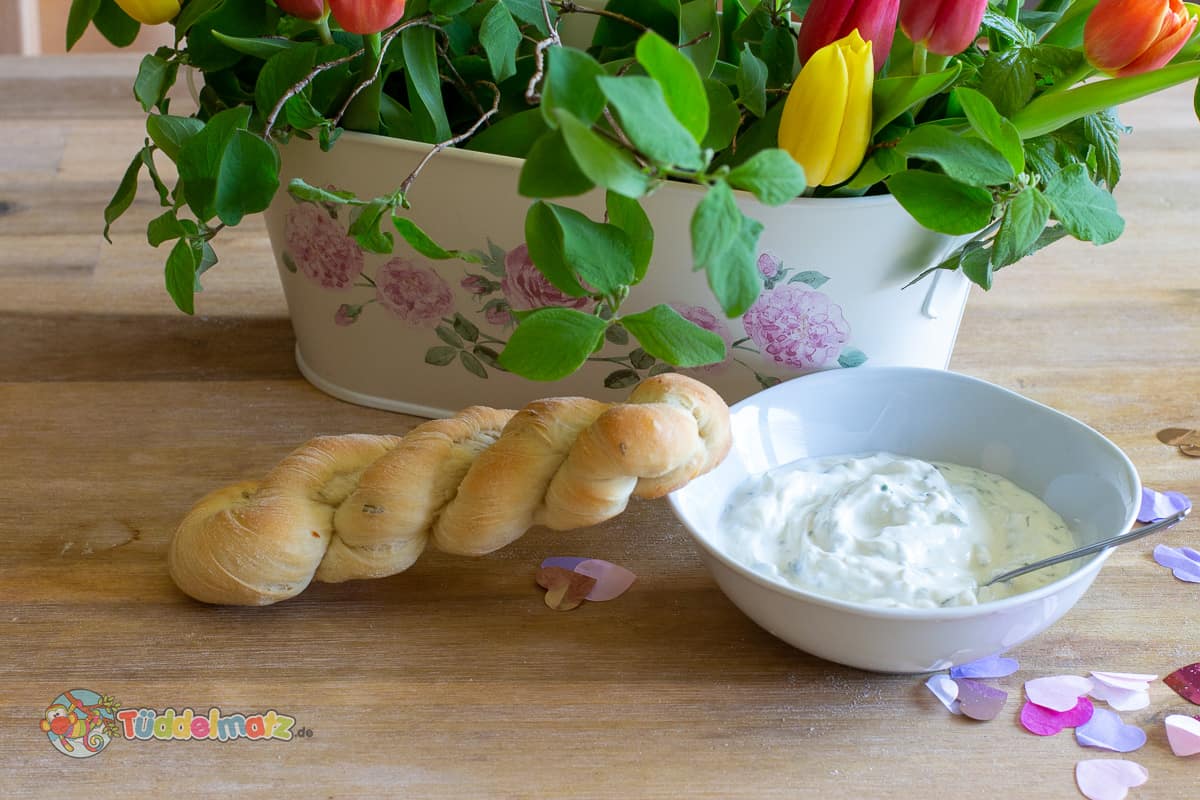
283,197,869,388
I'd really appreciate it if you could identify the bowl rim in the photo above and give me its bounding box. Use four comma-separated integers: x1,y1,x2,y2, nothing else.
667,366,1142,621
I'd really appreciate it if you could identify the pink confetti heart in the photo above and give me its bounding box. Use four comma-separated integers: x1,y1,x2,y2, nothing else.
1138,487,1191,522
953,678,1007,721
1026,675,1094,711
1153,544,1200,582
1020,697,1095,736
1075,759,1148,800
950,654,1019,679
1076,707,1147,753
574,559,637,602
1088,682,1150,712
1164,714,1200,757
541,556,589,571
1164,663,1200,705
926,674,961,714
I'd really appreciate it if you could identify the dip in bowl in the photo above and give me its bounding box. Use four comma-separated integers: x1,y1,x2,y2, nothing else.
667,368,1141,673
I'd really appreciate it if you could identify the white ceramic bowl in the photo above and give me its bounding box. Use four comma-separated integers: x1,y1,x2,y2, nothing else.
667,367,1141,673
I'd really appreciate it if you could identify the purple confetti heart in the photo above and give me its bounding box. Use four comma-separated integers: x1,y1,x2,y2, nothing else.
1153,544,1200,583
540,556,589,572
1137,487,1191,523
1021,697,1095,736
950,654,1019,680
953,678,1008,721
1075,707,1148,753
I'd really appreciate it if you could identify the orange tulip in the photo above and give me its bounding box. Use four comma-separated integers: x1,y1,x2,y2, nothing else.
1084,0,1198,77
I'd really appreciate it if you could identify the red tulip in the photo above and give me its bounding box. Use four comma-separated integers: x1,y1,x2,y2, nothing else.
1084,0,1198,77
276,0,326,21
328,0,407,35
797,0,900,72
900,0,987,56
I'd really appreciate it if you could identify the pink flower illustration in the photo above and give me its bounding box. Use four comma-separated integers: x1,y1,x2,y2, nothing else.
285,203,364,290
757,253,781,278
375,258,454,327
484,302,513,327
461,274,491,295
671,303,733,373
742,285,851,370
334,303,361,326
501,244,589,312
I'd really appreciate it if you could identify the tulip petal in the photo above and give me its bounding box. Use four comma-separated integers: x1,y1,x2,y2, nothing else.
1085,0,1175,74
1117,11,1198,76
826,33,874,186
779,41,850,186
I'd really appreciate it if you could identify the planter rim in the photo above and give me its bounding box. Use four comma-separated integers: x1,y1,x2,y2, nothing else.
320,129,906,210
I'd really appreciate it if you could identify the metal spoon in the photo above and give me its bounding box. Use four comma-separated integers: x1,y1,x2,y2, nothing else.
981,506,1191,587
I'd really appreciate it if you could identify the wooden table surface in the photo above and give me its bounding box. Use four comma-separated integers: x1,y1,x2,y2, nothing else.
2,55,1198,798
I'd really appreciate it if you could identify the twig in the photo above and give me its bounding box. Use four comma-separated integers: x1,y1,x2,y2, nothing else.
525,0,563,104
678,30,712,50
398,83,502,197
264,49,359,138
552,0,649,32
333,15,437,127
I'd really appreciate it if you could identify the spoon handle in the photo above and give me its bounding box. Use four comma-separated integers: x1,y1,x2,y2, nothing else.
982,506,1191,587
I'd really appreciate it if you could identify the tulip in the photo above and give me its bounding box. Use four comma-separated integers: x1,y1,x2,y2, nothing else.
797,0,899,71
276,0,327,21
900,0,988,57
112,0,179,25
1084,0,1198,77
778,30,874,187
328,0,407,35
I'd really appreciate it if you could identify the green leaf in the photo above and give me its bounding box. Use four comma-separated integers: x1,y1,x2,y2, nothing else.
635,31,709,143
837,347,868,368
955,87,1025,174
759,25,795,88
66,0,101,50
978,48,1036,118
459,350,489,379
872,65,962,135
146,114,204,162
92,0,140,47
704,212,763,318
501,0,556,35
727,149,807,205
620,304,725,367
146,210,187,247
1030,44,1086,82
479,1,522,83
678,0,720,79
518,129,596,198
555,110,652,199
255,44,318,127
897,125,1015,187
1060,110,1126,188
393,216,458,260
432,0,477,16
597,75,704,168
103,150,143,242
174,0,225,39
735,45,768,118
524,201,588,297
980,9,1035,47
402,26,451,142
425,346,458,366
886,171,995,235
992,187,1053,268
593,0,679,53
210,30,305,59
690,180,741,272
546,204,636,294
288,179,356,204
348,198,395,254
606,192,654,283
701,79,740,152
465,109,550,158
790,270,829,289
133,53,177,113
960,245,994,290
165,238,198,314
498,308,609,381
186,0,267,72
177,107,280,226
540,46,608,129
1043,163,1124,244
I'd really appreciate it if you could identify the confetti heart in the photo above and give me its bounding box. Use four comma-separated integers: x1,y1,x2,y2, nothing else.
1137,488,1192,523
1157,427,1200,447
1076,707,1148,753
574,559,637,602
1075,759,1148,800
925,674,961,714
1153,545,1200,583
950,654,1019,680
535,566,597,611
1182,445,1200,458
1088,682,1150,712
1164,663,1200,705
1026,675,1095,712
1164,714,1200,757
1091,672,1158,690
540,556,589,571
953,678,1007,721
1020,697,1095,736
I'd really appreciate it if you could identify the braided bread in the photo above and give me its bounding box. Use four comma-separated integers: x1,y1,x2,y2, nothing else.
168,373,731,605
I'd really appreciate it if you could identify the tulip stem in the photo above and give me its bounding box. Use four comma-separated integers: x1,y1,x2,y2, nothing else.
315,14,333,46
1042,63,1095,96
342,32,384,134
913,43,928,76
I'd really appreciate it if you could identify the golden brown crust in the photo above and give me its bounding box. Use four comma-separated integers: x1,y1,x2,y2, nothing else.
168,375,730,605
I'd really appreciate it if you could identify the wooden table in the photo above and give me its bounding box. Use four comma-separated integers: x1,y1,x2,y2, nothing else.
2,55,1198,798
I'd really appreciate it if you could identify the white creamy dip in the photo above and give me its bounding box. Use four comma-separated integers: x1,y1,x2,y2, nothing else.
719,452,1076,608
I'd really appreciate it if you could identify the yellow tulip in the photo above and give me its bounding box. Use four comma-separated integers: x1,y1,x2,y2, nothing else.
113,0,181,25
778,30,874,187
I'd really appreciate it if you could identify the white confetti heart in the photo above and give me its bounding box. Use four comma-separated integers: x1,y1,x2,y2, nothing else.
925,674,961,714
1090,672,1157,691
1088,681,1150,712
1165,714,1200,757
1026,675,1094,712
1075,759,1148,800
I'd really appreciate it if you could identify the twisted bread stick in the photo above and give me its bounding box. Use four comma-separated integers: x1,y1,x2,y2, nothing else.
168,374,730,605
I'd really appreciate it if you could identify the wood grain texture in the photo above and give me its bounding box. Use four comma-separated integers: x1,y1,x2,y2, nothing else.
1,55,1197,798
